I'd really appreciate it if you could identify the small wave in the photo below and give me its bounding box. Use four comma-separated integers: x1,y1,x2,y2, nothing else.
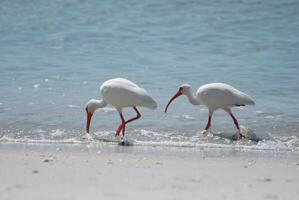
98,107,116,113
0,128,299,152
50,129,66,137
176,115,194,121
132,136,299,152
255,110,284,118
67,105,80,108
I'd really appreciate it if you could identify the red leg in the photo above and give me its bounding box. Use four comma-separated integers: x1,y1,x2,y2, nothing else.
119,112,126,137
125,107,141,124
115,123,124,136
223,108,242,139
204,115,212,130
115,107,141,137
230,113,240,130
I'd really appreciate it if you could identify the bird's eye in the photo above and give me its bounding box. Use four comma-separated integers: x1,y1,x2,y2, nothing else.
179,87,182,91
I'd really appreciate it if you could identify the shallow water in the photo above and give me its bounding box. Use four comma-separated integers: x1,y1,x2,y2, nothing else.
0,0,299,151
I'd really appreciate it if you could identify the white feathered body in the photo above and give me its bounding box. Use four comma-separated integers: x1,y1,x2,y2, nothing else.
196,83,255,111
100,78,157,111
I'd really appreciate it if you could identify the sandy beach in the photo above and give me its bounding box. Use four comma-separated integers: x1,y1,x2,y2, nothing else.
1,144,299,200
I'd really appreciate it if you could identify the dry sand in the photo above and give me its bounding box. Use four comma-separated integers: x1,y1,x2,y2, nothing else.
0,146,299,200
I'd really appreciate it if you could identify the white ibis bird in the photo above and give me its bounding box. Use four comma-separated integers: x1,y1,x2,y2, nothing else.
164,83,255,139
85,78,157,138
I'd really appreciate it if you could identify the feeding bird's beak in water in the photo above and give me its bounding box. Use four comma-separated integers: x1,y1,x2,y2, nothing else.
85,107,93,133
164,89,183,113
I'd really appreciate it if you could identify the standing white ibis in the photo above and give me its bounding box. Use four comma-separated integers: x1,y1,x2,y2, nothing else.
164,83,255,139
85,78,157,139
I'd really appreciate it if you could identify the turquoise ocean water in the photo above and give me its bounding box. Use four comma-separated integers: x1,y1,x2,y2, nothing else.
1,0,299,151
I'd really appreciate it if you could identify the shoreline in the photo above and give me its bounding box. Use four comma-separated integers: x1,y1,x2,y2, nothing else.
1,143,299,200
1,142,299,159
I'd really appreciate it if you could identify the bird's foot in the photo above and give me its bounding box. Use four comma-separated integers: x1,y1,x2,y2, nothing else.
115,132,124,140
201,129,209,136
82,133,93,141
116,135,126,145
118,137,133,146
232,130,243,140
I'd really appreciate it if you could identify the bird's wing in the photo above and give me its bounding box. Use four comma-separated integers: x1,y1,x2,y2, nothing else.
197,83,255,108
100,78,157,109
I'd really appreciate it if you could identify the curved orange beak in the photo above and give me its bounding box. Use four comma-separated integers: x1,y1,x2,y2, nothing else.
164,90,182,113
86,107,93,133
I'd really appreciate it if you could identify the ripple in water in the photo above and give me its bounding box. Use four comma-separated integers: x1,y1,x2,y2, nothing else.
1,127,298,152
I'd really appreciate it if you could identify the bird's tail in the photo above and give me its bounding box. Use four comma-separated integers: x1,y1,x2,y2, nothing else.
242,94,255,105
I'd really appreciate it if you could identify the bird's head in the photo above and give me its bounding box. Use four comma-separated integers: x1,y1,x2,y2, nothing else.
178,84,191,95
164,84,191,113
85,99,108,133
85,99,99,115
85,99,98,133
